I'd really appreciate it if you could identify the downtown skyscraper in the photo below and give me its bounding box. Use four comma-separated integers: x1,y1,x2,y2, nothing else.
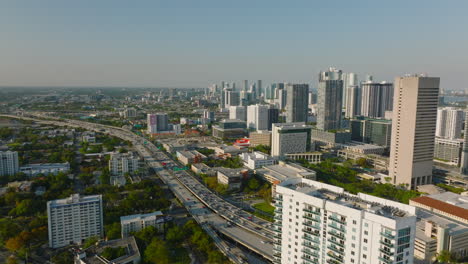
286,84,309,123
317,67,343,130
360,81,394,118
389,75,440,189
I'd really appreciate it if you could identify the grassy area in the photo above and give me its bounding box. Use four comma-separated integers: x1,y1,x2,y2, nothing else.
253,202,275,215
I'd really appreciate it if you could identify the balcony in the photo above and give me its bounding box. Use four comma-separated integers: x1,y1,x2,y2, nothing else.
327,245,343,254
301,255,319,264
378,257,393,264
302,242,320,250
303,229,320,237
276,203,283,208
302,235,320,243
274,245,282,251
303,221,320,229
380,240,393,247
328,230,345,239
327,251,344,262
327,238,345,248
274,222,282,227
303,208,321,215
274,234,282,239
274,215,283,221
379,248,393,255
273,252,281,258
328,223,345,232
328,215,346,225
301,249,319,258
326,259,340,264
273,240,281,245
304,215,321,222
380,232,395,239
273,259,281,264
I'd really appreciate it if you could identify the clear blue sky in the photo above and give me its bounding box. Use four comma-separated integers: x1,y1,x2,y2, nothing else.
0,0,467,89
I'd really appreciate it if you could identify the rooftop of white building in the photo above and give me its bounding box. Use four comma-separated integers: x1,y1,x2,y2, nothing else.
48,194,102,207
416,209,468,237
278,178,416,220
120,211,163,224
256,161,315,182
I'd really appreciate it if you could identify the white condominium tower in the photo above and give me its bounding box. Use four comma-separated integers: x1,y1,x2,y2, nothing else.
389,75,440,189
360,81,394,118
229,105,247,121
435,107,464,139
47,194,103,248
271,123,312,158
273,178,416,264
0,151,19,177
247,104,270,131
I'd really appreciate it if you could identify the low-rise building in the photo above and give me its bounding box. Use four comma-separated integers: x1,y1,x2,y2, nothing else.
212,119,247,139
191,163,216,176
176,150,207,165
311,128,351,146
255,161,316,195
74,236,141,264
216,168,248,191
0,150,19,177
410,192,468,225
82,131,96,143
249,130,272,147
120,211,165,238
284,152,322,164
337,150,390,171
109,152,140,176
241,151,277,169
342,142,386,155
20,162,70,177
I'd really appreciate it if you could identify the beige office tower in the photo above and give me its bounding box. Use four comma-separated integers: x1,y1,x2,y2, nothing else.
389,75,440,189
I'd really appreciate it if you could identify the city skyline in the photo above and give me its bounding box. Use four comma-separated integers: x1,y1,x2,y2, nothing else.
0,1,467,89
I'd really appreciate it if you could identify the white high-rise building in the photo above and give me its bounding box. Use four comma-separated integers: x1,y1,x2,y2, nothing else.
229,106,247,121
247,104,270,131
273,178,417,264
345,85,361,118
225,90,240,107
360,81,394,118
109,152,140,176
342,73,358,107
0,151,19,177
147,113,169,134
47,194,103,248
271,123,312,157
389,75,440,189
435,107,464,139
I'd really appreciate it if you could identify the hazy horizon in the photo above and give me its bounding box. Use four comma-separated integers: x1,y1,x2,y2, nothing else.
1,0,467,90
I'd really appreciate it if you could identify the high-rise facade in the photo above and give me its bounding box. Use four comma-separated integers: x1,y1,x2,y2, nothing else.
257,80,262,98
460,110,468,175
345,85,361,118
109,153,140,176
268,107,280,131
273,178,417,264
247,104,270,131
243,80,249,91
229,106,247,121
47,194,104,248
271,123,312,157
317,67,343,131
350,118,392,147
0,151,19,177
286,84,309,123
342,72,358,107
225,90,240,107
435,107,464,139
147,113,169,133
360,81,394,118
389,75,440,189
203,109,215,122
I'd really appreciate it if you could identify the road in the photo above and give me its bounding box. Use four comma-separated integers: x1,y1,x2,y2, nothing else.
1,113,273,263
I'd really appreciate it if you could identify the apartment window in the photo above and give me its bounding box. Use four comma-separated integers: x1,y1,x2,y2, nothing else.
296,202,299,205
363,254,367,259
364,223,369,227
351,251,355,256
351,259,354,263
352,228,356,232
351,243,355,248
353,220,357,225
363,246,367,251
364,231,368,235
364,239,368,243
352,235,356,240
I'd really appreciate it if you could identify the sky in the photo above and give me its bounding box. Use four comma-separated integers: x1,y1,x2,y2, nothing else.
0,0,467,89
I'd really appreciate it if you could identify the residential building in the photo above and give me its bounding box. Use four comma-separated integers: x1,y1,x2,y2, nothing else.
461,110,468,175
434,138,463,166
350,117,392,148
342,72,358,104
203,109,215,122
241,151,277,169
176,150,207,165
275,85,287,110
247,104,270,131
212,119,247,139
47,194,104,248
360,81,394,118
271,123,312,158
345,85,361,118
286,84,309,123
436,107,464,139
109,152,140,176
20,162,70,177
147,113,169,134
120,211,165,237
0,151,19,177
389,75,440,189
82,131,96,143
121,107,137,119
225,90,240,107
191,163,215,176
284,152,322,164
273,178,417,264
317,67,343,131
229,106,247,121
268,107,280,131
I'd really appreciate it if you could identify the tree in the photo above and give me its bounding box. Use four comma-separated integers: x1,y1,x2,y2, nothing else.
247,177,260,190
144,238,170,264
165,226,184,246
6,256,19,264
437,250,456,263
82,236,99,249
51,250,74,264
105,223,121,240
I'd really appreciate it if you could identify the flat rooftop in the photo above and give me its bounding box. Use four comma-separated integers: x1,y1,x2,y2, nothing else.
279,178,415,220
416,209,468,237
120,211,163,224
257,163,315,182
48,194,101,207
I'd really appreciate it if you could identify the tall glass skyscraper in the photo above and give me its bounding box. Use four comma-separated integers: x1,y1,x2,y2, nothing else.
317,67,343,131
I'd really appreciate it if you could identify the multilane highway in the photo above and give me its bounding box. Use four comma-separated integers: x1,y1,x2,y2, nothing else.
1,113,274,263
